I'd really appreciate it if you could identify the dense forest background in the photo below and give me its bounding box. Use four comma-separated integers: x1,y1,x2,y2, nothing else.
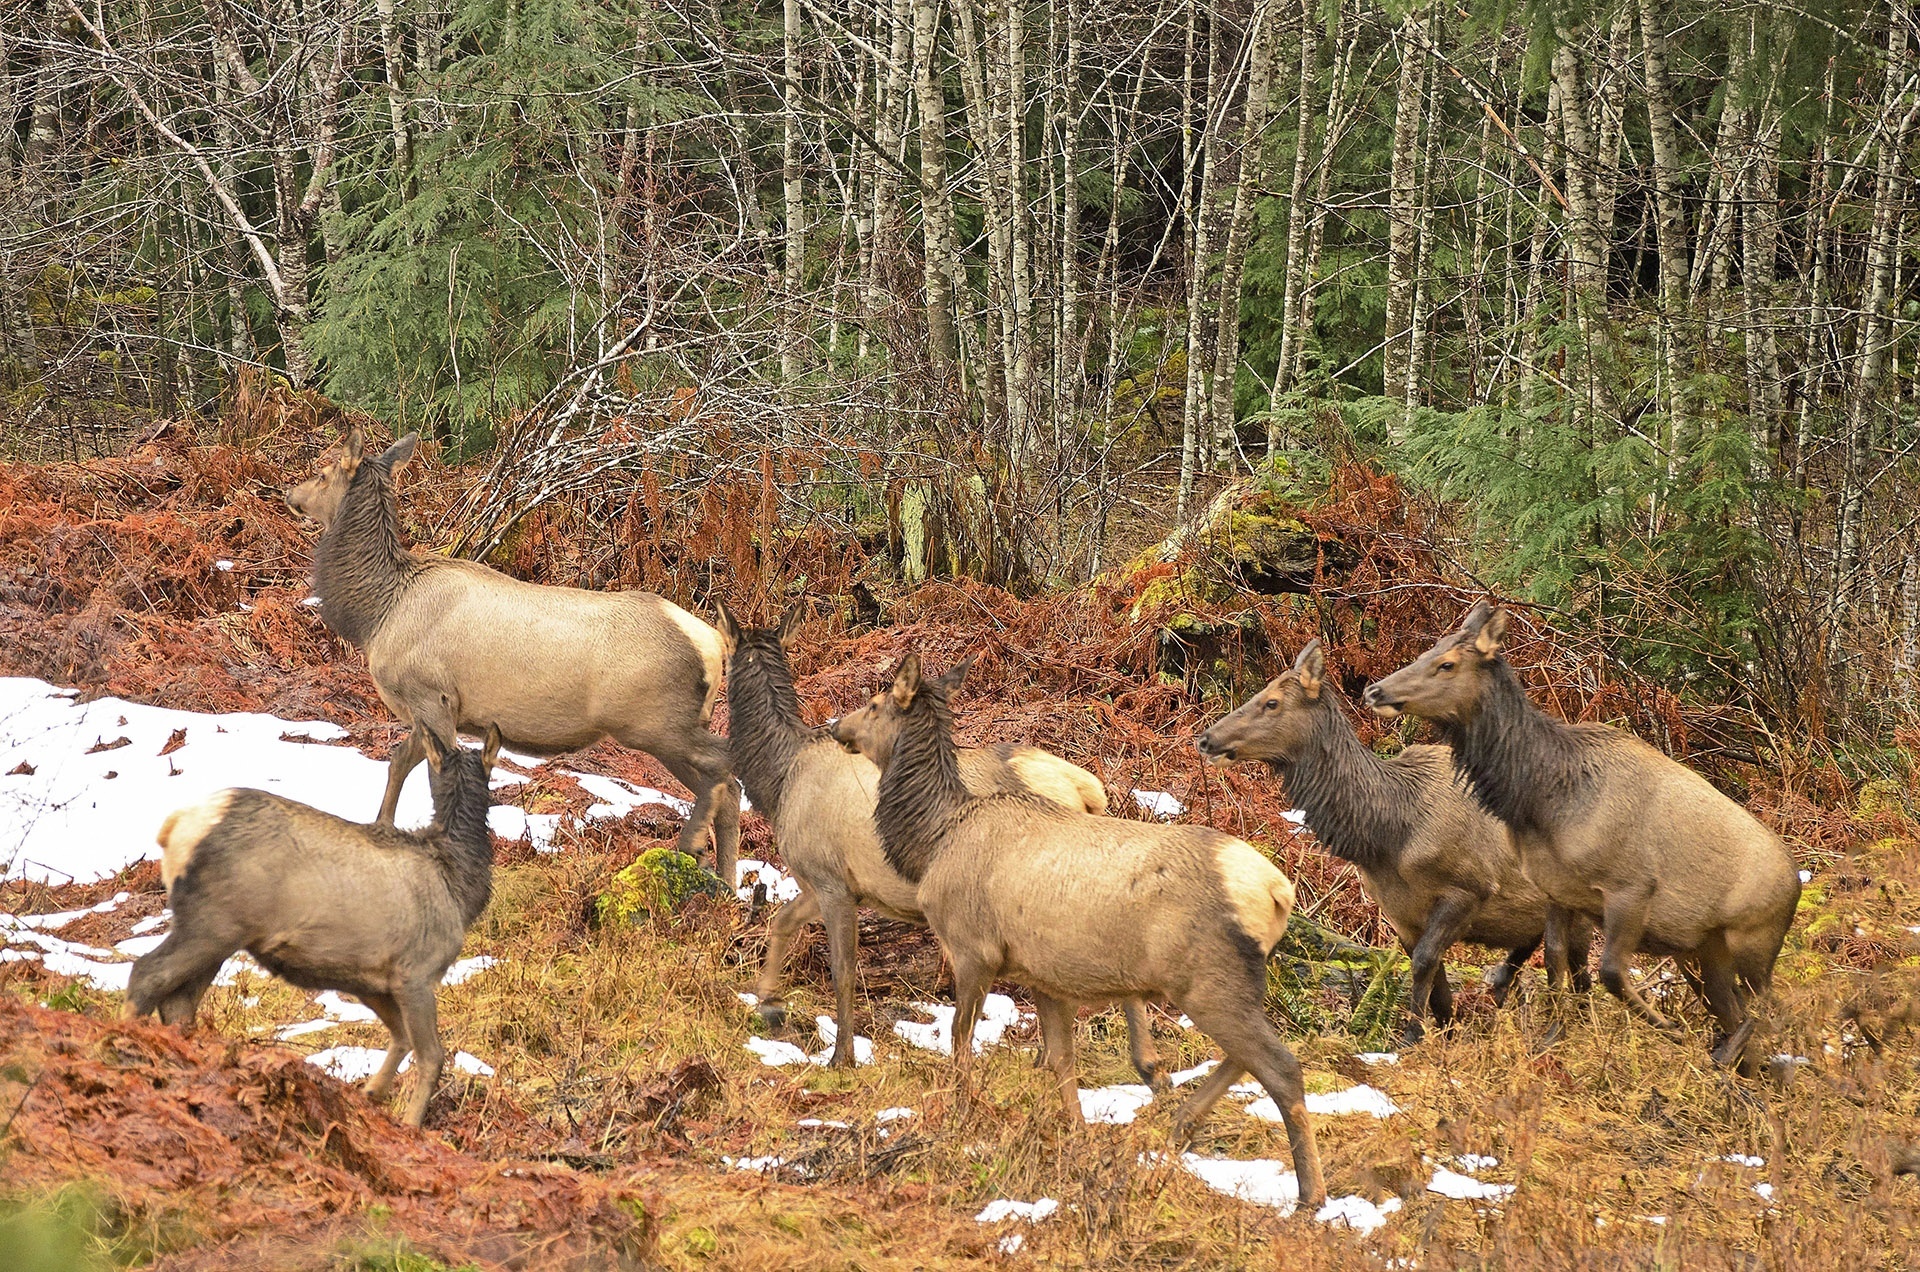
2,0,1917,750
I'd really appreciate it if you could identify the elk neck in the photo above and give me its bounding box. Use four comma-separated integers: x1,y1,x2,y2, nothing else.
724,640,815,819
1278,693,1423,873
873,683,972,883
313,452,420,648
1441,659,1594,837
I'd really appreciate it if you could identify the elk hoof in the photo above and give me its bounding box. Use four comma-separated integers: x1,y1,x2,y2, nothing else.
754,1000,789,1030
1400,1018,1427,1048
1571,970,1594,994
1710,1020,1756,1070
1140,1063,1172,1096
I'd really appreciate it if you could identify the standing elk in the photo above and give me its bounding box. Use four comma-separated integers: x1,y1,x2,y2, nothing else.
830,654,1324,1209
1198,640,1589,1042
128,727,501,1127
288,430,740,881
719,606,1165,1082
1364,601,1800,1068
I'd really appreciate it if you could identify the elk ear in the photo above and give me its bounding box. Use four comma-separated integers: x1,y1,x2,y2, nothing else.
1294,640,1325,698
481,724,502,775
343,428,366,461
420,726,450,772
1474,607,1509,657
1460,599,1493,634
890,654,922,708
382,432,420,471
777,603,806,645
713,600,740,652
937,655,977,692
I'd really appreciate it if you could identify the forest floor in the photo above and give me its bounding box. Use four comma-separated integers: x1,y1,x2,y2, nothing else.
0,428,1916,1270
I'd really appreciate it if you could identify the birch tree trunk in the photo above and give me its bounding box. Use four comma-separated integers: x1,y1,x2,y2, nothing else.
1639,0,1691,456
1383,5,1427,433
912,0,960,379
780,0,806,390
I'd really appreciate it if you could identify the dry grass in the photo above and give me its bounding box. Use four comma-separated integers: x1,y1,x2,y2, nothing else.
7,815,1915,1270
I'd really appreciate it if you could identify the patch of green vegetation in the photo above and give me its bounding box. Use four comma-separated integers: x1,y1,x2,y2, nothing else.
1854,777,1910,823
335,1235,479,1272
594,848,728,926
0,1192,106,1272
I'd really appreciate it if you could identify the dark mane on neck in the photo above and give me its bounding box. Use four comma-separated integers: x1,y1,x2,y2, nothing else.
1278,692,1424,872
425,752,494,924
1440,659,1594,835
313,452,418,648
725,635,816,818
873,677,973,883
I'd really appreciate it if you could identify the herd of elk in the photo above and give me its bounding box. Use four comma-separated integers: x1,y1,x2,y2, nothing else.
118,437,1800,1170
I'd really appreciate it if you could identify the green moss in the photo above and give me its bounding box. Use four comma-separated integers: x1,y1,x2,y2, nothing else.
1854,778,1910,823
595,848,728,926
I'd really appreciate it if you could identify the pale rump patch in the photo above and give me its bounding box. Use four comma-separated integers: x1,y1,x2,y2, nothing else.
158,789,236,893
663,603,726,721
1214,839,1294,953
1007,749,1108,814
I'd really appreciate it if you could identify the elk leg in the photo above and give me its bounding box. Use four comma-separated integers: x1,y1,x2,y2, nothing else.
948,958,993,1078
1428,966,1456,1027
1567,921,1595,993
127,930,231,1027
1543,905,1573,990
1597,886,1679,1034
820,891,861,1068
1168,1059,1246,1143
1031,992,1085,1125
1486,937,1541,1006
376,727,428,828
751,884,823,1029
1121,999,1169,1093
396,984,445,1128
1183,995,1326,1210
359,990,412,1102
1697,936,1756,1071
1404,893,1478,1043
659,744,737,885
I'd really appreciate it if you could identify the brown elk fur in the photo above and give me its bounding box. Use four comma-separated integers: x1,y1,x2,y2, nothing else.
829,654,1325,1209
1198,640,1590,1042
297,430,739,879
1365,602,1801,1068
129,727,500,1127
719,607,1163,1080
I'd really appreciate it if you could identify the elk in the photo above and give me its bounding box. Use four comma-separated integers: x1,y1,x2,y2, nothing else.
1197,640,1590,1043
289,430,739,880
1364,602,1801,1068
127,726,501,1127
830,655,1324,1208
719,606,1165,1083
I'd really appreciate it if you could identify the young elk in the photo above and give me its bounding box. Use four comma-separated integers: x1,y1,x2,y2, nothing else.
127,726,501,1127
1197,640,1589,1043
830,655,1324,1208
287,430,740,882
719,607,1165,1084
1364,602,1801,1068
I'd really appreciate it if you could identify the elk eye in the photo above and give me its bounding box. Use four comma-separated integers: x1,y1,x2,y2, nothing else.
1263,699,1279,711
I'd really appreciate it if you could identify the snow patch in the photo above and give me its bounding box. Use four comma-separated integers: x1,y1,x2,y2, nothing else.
441,955,497,985
1720,1153,1765,1168
0,678,440,883
1078,1084,1156,1125
1317,1194,1404,1235
976,1198,1059,1225
742,1017,873,1068
735,858,804,904
487,805,562,852
303,1045,493,1081
565,771,693,818
1426,1167,1514,1201
1356,1052,1400,1066
894,993,1029,1055
1131,789,1186,819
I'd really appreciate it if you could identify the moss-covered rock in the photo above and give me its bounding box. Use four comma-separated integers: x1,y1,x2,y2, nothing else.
595,848,729,926
1854,778,1910,824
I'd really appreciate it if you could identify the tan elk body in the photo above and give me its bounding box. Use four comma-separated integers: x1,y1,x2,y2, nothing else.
289,432,739,879
1365,602,1800,1066
1198,641,1589,1042
830,655,1324,1210
721,609,1164,1080
128,727,500,1127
